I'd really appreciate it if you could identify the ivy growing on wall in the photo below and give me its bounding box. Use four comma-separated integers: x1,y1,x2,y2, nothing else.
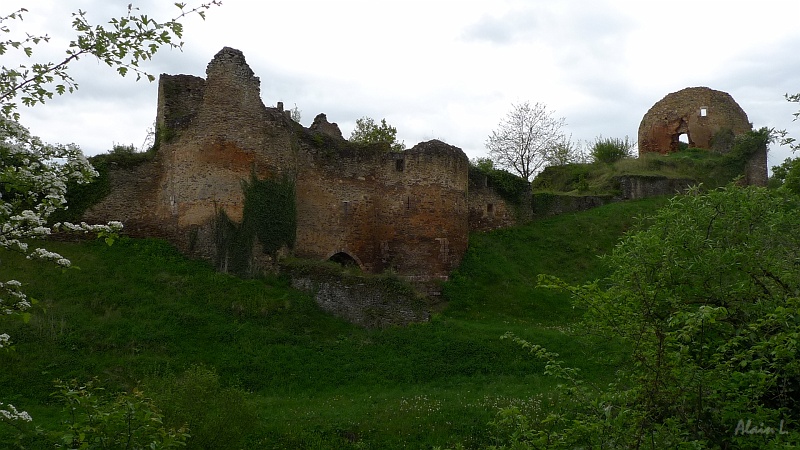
214,174,296,276
468,164,531,206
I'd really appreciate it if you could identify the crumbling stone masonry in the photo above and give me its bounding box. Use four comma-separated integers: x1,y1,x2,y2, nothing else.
84,47,516,293
638,86,767,186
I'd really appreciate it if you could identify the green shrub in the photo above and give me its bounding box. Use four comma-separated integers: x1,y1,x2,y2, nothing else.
468,162,530,206
504,185,800,448
147,365,257,450
770,156,800,193
589,136,633,164
50,378,189,449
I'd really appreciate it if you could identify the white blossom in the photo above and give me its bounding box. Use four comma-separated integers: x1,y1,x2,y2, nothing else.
0,402,32,422
0,115,122,374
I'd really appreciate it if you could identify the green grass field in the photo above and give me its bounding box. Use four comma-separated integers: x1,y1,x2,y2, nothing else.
0,197,669,449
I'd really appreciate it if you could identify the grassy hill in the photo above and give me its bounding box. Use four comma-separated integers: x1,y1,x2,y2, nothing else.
0,197,669,449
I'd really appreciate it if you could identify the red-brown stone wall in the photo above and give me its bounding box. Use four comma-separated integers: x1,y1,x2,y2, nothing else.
84,47,470,285
295,140,469,281
638,87,751,155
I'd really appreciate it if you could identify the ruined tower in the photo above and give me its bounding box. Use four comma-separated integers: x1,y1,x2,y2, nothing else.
638,86,766,186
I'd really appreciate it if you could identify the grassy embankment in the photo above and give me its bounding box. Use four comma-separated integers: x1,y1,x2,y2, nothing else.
0,197,668,449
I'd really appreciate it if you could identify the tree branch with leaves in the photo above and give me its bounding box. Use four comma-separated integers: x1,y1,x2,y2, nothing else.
0,2,220,120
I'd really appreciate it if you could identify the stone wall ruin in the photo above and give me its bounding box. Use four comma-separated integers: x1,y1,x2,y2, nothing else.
85,47,502,297
638,87,752,155
637,87,767,186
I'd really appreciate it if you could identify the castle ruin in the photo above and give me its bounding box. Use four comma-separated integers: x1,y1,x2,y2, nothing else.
84,47,519,293
638,86,767,185
82,51,768,322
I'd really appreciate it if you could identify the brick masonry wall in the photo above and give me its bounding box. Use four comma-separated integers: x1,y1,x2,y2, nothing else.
82,158,170,238
86,47,470,285
295,139,469,281
638,87,752,155
615,175,695,200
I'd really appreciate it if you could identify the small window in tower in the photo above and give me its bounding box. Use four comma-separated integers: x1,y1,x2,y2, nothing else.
395,158,405,172
487,203,494,217
700,107,708,117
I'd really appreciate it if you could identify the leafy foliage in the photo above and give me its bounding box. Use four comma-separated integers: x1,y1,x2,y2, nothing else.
588,135,633,164
0,2,220,120
485,101,568,181
468,159,531,206
770,156,800,193
546,135,587,166
50,378,189,449
348,116,405,152
215,175,296,276
500,185,800,448
146,365,257,450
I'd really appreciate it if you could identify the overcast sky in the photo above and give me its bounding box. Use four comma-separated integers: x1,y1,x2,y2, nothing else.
6,0,800,169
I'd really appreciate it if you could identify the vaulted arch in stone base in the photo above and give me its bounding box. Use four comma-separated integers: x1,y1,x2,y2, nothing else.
327,250,364,269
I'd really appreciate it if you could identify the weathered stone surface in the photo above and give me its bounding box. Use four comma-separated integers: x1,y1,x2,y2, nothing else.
531,193,615,219
291,275,430,328
86,47,474,289
467,172,528,232
309,113,344,139
638,87,751,155
615,175,695,200
638,86,767,186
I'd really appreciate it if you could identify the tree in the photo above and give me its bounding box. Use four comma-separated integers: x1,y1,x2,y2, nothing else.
348,116,406,152
485,101,567,181
776,92,800,152
500,185,800,448
546,134,589,166
0,1,218,430
0,3,220,119
289,103,302,123
773,92,800,192
771,156,800,193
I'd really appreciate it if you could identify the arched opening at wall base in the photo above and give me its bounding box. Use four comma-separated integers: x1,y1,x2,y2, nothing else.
328,251,364,270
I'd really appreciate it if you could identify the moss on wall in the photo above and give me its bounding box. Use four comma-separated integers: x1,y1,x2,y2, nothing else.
214,174,296,276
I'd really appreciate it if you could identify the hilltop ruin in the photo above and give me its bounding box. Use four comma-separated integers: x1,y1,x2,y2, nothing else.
638,86,767,185
83,47,520,300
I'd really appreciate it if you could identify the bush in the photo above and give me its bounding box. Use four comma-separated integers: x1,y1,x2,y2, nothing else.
468,162,530,206
47,378,189,449
147,365,257,450
511,185,800,448
589,136,633,164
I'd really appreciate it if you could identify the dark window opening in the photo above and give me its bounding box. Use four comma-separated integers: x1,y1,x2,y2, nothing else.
395,158,405,172
487,203,494,217
329,252,358,267
342,201,349,217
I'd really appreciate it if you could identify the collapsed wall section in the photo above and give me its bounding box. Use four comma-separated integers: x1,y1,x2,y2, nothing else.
295,138,469,282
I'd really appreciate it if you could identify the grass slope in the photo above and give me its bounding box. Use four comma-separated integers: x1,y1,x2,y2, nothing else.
0,197,668,449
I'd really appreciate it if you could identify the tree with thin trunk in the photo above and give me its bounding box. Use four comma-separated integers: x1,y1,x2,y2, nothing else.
485,101,567,181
